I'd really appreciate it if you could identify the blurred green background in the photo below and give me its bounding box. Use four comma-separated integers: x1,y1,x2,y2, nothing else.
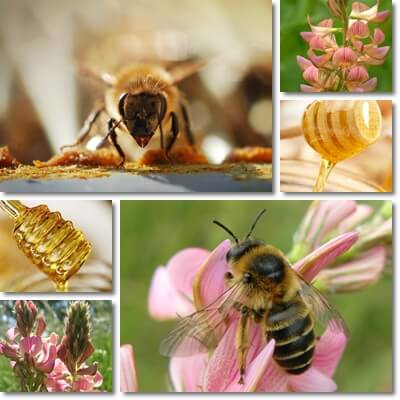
0,300,113,392
280,0,392,92
121,200,392,392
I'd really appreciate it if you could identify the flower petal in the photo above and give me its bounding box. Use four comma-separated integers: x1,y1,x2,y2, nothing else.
256,361,288,392
312,325,347,377
288,367,337,392
35,344,56,373
306,201,357,247
351,2,378,20
338,204,373,233
296,56,313,71
300,84,322,93
6,327,19,342
294,232,359,282
317,245,386,293
167,248,210,298
120,345,138,392
359,77,378,92
193,240,231,310
204,320,239,392
36,316,47,337
169,353,208,392
148,266,195,320
226,339,276,392
371,10,390,23
20,336,42,356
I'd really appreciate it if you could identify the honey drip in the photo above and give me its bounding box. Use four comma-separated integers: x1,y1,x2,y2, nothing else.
312,159,335,192
0,200,91,292
302,100,382,192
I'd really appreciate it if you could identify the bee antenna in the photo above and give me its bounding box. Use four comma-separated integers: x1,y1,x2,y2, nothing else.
213,220,239,243
246,209,267,239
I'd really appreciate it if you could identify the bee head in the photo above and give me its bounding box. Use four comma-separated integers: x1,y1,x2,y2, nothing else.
214,209,271,280
226,239,264,263
118,92,167,148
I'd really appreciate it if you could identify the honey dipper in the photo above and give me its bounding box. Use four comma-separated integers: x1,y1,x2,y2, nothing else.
0,200,92,292
302,100,382,191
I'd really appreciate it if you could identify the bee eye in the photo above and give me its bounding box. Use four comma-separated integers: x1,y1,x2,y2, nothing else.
118,93,128,117
225,271,234,280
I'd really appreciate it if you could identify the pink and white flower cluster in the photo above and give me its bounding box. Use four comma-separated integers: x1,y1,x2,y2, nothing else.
297,1,390,92
0,301,102,392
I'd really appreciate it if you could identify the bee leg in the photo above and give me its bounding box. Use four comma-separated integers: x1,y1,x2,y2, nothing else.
253,308,266,324
165,112,180,160
61,106,105,150
180,102,195,146
107,118,126,167
236,305,250,385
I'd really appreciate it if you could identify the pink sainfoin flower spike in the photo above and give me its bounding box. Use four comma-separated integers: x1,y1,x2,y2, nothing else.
288,200,391,294
150,233,355,392
120,345,138,392
47,301,102,392
0,301,58,392
297,0,390,92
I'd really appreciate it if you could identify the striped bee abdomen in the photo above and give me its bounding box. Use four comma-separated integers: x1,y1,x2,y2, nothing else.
302,100,382,163
266,302,315,375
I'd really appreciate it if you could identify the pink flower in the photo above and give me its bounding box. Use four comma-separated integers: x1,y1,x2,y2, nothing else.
148,248,210,320
348,20,369,39
346,65,369,82
289,201,391,293
297,0,391,92
120,345,138,392
160,236,353,392
46,359,103,392
332,47,358,66
350,1,390,23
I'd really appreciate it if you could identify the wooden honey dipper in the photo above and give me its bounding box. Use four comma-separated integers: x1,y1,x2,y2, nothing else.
0,200,92,292
302,100,382,191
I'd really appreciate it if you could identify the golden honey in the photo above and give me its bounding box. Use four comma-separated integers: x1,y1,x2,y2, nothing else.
302,100,382,191
302,100,382,163
0,200,91,291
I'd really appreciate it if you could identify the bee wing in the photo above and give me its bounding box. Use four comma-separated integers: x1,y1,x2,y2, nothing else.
160,281,249,357
168,60,208,84
298,277,350,338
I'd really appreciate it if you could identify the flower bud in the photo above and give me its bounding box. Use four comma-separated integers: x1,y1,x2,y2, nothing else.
59,301,94,374
15,301,38,337
315,246,386,293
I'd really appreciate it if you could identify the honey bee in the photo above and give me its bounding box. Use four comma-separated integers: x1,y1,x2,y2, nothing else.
64,62,201,165
160,209,349,384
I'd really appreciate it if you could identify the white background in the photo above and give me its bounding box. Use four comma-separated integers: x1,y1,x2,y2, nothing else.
0,0,396,397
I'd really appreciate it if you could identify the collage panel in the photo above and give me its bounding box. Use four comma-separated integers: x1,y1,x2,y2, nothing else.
280,99,392,192
0,200,112,292
120,200,392,393
0,0,272,193
280,0,392,93
0,300,113,392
